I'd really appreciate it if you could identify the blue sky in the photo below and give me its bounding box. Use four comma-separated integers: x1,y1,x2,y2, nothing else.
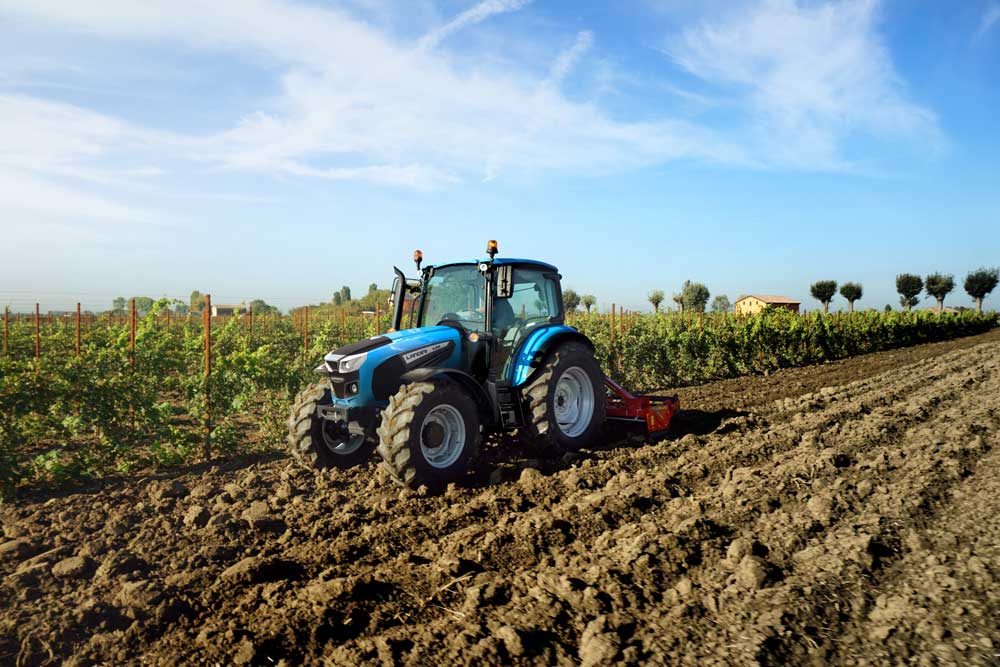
1,0,998,313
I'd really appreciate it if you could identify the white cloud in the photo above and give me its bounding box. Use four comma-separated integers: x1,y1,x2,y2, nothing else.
418,0,532,50
669,0,942,169
0,0,941,193
976,3,1000,42
547,31,594,86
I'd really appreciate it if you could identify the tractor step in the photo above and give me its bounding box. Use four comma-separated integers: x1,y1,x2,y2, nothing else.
604,376,679,434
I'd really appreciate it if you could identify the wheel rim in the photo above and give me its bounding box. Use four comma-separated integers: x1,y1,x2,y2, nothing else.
553,366,595,438
321,421,365,456
419,404,467,469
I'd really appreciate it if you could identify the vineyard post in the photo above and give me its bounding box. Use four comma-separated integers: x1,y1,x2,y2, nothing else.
204,294,212,455
618,305,623,338
248,306,253,344
3,306,8,357
166,308,171,331
303,306,309,362
34,303,40,362
610,304,616,345
699,309,703,333
130,298,137,430
375,301,381,335
76,303,81,357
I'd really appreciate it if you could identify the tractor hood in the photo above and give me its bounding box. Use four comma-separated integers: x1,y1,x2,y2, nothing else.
320,326,464,404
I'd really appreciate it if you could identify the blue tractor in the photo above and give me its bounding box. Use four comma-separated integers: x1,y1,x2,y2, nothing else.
287,240,675,489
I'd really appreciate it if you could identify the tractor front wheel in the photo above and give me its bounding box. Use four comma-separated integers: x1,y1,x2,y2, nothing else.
376,380,480,489
287,382,375,470
521,341,606,456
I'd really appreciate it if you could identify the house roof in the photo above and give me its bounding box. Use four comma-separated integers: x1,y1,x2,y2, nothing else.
736,295,800,305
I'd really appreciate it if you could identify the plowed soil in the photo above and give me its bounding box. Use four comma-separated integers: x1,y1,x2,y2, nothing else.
3,329,1000,666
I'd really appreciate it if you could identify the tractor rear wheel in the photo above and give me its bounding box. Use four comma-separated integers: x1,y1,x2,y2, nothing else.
376,380,480,489
520,342,606,456
287,382,375,470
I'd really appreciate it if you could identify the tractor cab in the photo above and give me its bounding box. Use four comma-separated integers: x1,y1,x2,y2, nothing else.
390,253,565,387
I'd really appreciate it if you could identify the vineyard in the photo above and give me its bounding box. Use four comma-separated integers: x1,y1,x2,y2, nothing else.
0,301,996,497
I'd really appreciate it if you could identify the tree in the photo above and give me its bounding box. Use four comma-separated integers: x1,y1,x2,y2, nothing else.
711,295,731,313
810,280,837,314
112,297,126,314
925,273,955,313
884,304,892,313
671,291,684,313
681,281,710,313
895,274,923,312
340,286,352,303
838,282,863,313
581,294,596,313
964,267,999,313
189,290,204,314
131,296,154,315
563,289,581,312
647,289,665,313
174,303,189,316
333,292,343,306
249,299,277,314
368,283,378,293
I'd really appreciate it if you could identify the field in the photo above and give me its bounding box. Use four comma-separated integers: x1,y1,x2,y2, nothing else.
2,327,1000,665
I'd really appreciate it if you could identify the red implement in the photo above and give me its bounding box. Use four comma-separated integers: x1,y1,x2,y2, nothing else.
604,376,679,434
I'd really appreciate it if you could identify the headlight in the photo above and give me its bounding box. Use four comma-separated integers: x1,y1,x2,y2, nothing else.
338,352,367,374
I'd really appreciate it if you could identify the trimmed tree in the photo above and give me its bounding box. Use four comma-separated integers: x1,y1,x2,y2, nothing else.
581,294,596,313
896,274,923,312
839,282,863,313
671,292,684,313
340,285,352,302
964,267,999,313
648,289,665,313
563,289,581,312
711,295,731,313
924,273,955,313
681,281,710,313
810,280,837,314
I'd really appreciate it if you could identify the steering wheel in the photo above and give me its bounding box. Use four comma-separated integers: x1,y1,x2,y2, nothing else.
438,312,462,324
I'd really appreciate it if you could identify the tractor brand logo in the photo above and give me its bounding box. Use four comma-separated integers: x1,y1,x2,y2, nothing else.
402,342,450,366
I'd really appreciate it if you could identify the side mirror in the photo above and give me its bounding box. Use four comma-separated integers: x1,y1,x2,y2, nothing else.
389,276,401,305
496,265,513,298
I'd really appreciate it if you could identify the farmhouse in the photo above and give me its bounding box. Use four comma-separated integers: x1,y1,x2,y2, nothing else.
211,304,247,316
735,295,800,315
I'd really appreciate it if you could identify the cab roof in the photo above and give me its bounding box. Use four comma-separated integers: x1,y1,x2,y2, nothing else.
432,257,559,273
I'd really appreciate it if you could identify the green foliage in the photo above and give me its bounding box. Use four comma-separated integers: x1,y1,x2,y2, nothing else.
571,309,998,392
711,295,731,313
647,289,665,313
563,289,581,312
810,280,837,313
896,273,923,311
581,294,596,313
340,285,352,302
112,297,126,314
1,302,996,498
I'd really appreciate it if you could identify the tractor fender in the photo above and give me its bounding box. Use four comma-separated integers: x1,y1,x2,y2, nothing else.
509,325,596,387
399,367,494,422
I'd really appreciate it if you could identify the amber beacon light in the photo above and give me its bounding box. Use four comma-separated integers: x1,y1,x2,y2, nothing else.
486,239,499,259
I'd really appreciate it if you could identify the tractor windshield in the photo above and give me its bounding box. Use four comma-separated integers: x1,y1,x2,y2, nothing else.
420,264,487,331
